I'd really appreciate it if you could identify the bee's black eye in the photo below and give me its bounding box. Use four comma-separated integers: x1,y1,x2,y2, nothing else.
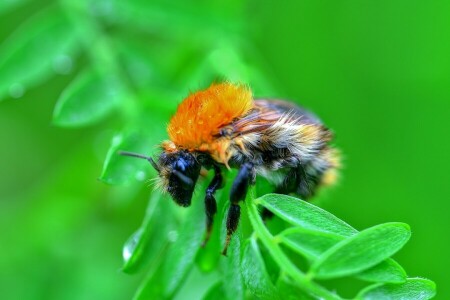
163,151,201,207
176,158,188,172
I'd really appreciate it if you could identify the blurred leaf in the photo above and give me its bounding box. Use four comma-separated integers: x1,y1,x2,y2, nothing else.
276,275,316,300
279,227,407,283
122,192,177,274
309,223,411,279
207,45,250,82
0,6,79,100
112,1,242,41
241,238,279,300
0,0,31,14
202,282,226,300
99,108,170,185
356,278,436,300
355,259,407,284
258,194,357,237
134,188,205,299
53,67,125,127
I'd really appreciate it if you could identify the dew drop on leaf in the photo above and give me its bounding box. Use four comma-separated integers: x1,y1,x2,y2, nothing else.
135,171,146,181
168,230,179,243
9,83,25,98
123,228,143,262
53,54,73,75
112,134,123,146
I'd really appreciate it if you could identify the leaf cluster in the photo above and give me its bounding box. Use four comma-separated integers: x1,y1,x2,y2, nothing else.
121,187,436,299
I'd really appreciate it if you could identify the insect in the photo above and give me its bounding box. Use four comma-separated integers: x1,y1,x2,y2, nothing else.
120,82,339,255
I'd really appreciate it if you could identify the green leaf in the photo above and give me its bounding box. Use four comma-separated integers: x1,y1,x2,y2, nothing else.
53,68,125,127
0,0,32,14
356,278,436,300
122,192,177,274
99,130,155,185
134,190,205,299
195,189,227,273
279,227,407,283
0,7,79,100
220,208,244,300
355,259,407,284
100,120,169,185
276,275,316,300
258,194,357,237
112,1,241,42
241,238,280,300
279,227,344,261
202,282,226,300
99,106,170,185
309,223,411,279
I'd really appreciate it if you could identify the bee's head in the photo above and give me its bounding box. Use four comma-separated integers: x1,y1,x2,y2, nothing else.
118,149,201,207
157,150,201,207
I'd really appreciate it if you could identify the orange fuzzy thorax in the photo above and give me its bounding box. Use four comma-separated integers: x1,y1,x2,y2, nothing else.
167,83,254,150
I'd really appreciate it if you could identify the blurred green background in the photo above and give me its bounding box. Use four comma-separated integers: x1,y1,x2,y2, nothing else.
1,0,449,299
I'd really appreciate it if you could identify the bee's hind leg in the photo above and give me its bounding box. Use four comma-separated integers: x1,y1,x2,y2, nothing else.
275,165,313,199
222,162,255,256
202,165,224,247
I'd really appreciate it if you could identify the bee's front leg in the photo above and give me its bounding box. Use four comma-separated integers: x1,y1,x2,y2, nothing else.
202,165,224,247
222,162,255,256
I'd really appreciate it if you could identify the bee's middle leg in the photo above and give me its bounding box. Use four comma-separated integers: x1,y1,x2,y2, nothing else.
222,162,255,256
202,165,223,247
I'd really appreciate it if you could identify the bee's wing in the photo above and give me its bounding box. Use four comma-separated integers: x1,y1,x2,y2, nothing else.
228,99,323,136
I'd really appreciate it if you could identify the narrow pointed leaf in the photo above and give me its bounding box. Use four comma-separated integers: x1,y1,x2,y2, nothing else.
122,192,177,273
0,7,79,100
53,68,125,127
279,227,407,283
309,223,411,279
219,213,244,300
356,278,436,300
279,227,344,261
99,130,156,185
241,238,280,300
134,191,205,299
99,107,170,185
258,193,357,237
355,259,407,284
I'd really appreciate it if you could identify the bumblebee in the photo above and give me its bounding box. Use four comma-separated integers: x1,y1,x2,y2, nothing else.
120,82,339,255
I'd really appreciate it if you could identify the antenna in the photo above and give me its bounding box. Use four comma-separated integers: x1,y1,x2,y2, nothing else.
119,151,160,173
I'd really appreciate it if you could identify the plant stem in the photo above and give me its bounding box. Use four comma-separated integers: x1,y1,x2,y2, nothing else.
245,189,342,300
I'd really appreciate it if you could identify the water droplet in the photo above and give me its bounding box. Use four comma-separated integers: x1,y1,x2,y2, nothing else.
53,54,73,75
9,83,25,98
112,134,123,146
135,171,146,181
123,229,143,262
168,230,178,243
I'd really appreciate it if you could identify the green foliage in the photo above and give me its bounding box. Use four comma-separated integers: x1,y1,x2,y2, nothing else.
53,67,124,127
0,6,79,99
0,0,438,299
